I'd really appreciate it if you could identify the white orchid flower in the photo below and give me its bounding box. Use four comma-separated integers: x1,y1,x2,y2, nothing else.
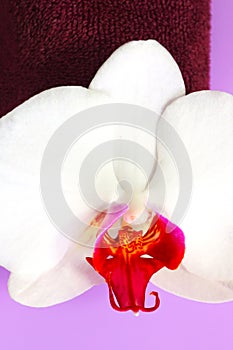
1,40,233,314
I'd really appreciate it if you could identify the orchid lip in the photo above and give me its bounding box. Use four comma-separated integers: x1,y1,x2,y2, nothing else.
86,208,185,313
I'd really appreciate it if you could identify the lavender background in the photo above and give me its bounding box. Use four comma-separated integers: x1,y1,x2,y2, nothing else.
0,0,232,349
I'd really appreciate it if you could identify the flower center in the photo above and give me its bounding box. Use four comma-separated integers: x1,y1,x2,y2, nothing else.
86,210,185,314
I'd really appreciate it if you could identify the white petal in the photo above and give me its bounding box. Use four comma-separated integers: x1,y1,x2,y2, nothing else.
0,87,115,274
90,40,185,114
154,91,233,288
0,86,110,181
8,243,104,307
151,265,233,302
90,40,185,209
0,183,69,274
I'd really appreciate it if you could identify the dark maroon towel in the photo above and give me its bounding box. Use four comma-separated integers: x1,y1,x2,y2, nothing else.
0,0,210,117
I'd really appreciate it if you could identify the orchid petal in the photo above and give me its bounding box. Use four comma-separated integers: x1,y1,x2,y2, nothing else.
0,183,69,275
90,40,185,204
90,40,185,114
8,243,104,307
0,86,110,182
0,86,118,275
152,91,233,300
152,265,233,303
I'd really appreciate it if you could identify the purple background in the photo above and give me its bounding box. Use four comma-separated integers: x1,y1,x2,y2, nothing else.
0,0,232,349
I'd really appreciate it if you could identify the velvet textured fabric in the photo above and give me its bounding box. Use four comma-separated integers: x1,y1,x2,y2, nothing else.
0,0,210,117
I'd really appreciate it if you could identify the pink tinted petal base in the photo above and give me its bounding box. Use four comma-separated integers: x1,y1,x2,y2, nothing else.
96,203,129,236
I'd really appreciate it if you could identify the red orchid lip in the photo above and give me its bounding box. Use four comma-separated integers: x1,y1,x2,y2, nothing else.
87,212,185,313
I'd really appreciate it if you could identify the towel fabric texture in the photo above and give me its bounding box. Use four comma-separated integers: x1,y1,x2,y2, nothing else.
0,0,210,117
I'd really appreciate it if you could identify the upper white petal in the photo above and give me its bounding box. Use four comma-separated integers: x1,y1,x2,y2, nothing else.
90,40,185,203
152,91,233,301
90,39,185,114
